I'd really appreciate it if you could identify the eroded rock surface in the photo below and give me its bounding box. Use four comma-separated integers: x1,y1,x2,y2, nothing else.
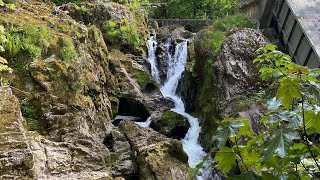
0,87,33,179
214,29,266,99
119,121,189,180
0,1,189,179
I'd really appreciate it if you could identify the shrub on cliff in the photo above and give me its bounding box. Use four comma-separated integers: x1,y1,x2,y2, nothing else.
0,25,13,84
193,45,320,179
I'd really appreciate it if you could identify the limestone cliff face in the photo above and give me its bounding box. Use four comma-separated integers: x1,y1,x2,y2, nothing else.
0,86,34,179
0,0,189,179
180,28,268,150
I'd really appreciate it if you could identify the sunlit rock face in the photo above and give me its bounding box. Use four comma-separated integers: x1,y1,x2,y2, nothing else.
213,28,266,100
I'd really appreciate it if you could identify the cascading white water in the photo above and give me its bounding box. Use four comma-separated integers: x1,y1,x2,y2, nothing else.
114,115,152,128
147,33,161,83
160,40,206,167
147,34,220,179
135,116,152,128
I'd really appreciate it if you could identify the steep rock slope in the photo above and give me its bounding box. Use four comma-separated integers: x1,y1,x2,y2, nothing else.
180,28,268,150
0,0,189,179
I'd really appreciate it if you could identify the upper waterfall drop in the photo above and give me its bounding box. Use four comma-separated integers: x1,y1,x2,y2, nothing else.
146,33,161,83
146,34,206,168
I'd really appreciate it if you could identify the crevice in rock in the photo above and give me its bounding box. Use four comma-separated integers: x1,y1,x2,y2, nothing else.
112,97,151,126
103,133,114,152
142,82,157,93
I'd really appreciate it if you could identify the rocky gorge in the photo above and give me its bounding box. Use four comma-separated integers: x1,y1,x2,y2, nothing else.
0,0,274,179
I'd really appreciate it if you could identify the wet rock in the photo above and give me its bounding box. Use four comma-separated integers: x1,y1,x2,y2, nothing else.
119,121,189,179
151,110,190,139
155,41,171,82
171,28,193,42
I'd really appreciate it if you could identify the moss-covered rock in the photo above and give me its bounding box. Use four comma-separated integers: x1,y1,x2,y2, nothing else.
151,110,190,139
182,25,267,150
64,2,149,55
0,86,34,179
119,121,190,180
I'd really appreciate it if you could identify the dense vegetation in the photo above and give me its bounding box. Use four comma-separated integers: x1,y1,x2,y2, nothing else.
148,0,238,19
193,45,320,179
0,25,13,83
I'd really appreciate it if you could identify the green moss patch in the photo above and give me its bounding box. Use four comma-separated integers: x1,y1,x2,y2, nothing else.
151,111,189,139
60,38,78,63
132,70,150,87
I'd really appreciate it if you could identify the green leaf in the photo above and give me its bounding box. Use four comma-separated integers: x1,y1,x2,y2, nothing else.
237,145,261,169
0,34,7,43
276,79,302,109
287,114,302,129
305,111,320,135
0,45,4,52
214,146,237,174
262,173,280,180
0,0,4,6
264,44,277,53
227,171,262,180
261,129,300,162
213,118,250,148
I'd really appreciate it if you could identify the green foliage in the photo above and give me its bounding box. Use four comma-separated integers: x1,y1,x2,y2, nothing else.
133,70,150,87
60,38,78,62
195,45,320,179
214,146,237,174
149,0,238,19
2,25,49,59
5,3,15,10
114,0,149,9
200,14,255,57
0,0,16,11
102,19,140,47
0,25,13,83
76,5,89,13
21,98,41,131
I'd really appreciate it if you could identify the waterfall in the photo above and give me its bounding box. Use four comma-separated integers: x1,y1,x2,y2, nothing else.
147,34,220,179
147,33,161,83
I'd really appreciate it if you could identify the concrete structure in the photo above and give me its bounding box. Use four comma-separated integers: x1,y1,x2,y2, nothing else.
241,0,320,68
273,0,320,68
240,0,275,28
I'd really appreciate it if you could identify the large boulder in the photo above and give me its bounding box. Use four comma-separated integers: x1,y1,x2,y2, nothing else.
119,121,190,180
213,28,266,99
151,110,190,139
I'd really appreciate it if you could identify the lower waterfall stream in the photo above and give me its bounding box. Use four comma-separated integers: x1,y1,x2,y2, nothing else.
147,34,220,179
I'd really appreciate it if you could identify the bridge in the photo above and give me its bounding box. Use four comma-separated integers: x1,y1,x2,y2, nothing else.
241,0,320,68
152,19,215,29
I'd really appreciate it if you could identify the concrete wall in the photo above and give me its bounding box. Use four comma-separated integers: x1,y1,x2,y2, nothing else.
240,0,275,28
242,0,320,68
273,0,320,68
